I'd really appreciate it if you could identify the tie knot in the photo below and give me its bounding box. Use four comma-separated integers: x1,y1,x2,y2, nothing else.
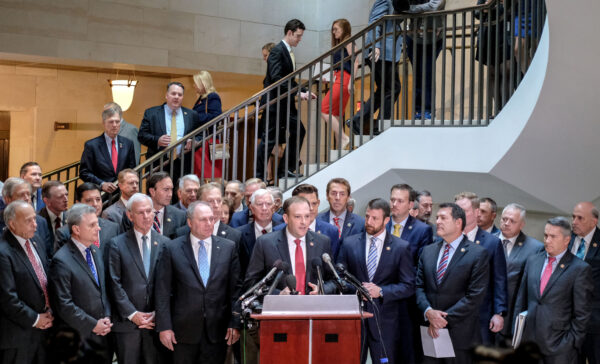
261,229,267,234
333,217,340,223
154,210,160,216
370,236,377,246
85,247,91,254
548,256,556,263
142,235,148,242
199,240,205,247
294,239,302,246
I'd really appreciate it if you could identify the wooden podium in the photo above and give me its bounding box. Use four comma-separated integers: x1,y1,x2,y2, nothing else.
251,295,371,364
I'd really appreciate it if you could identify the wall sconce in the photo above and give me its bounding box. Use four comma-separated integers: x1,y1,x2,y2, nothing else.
108,79,138,112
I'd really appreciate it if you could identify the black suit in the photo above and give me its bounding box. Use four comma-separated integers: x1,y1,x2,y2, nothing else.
0,231,49,364
54,217,119,256
416,237,490,363
49,240,112,364
79,134,136,186
155,234,241,364
38,208,66,252
256,40,306,178
107,229,170,364
121,205,186,239
237,220,284,276
514,250,593,363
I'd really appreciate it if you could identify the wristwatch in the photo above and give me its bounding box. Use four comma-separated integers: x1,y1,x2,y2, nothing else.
379,288,384,297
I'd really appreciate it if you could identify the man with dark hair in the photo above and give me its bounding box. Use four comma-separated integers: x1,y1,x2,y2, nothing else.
317,178,365,258
256,18,314,180
0,201,53,363
19,161,45,212
224,180,245,213
79,104,136,194
138,82,201,179
515,217,593,364
146,173,186,238
54,183,119,255
416,190,433,225
104,102,142,165
416,202,489,364
478,197,500,236
338,198,415,364
39,180,69,245
455,191,507,345
102,169,139,224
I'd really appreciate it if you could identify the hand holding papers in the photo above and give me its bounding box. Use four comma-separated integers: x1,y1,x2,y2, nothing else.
512,311,528,348
421,326,455,358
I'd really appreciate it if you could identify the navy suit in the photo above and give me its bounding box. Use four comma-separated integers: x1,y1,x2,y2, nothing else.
236,219,284,275
386,215,433,267
317,210,366,258
273,220,340,262
229,209,283,228
338,233,415,364
472,227,508,345
79,134,136,186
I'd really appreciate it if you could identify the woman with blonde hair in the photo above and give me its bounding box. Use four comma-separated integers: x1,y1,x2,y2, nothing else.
321,18,355,150
192,70,224,180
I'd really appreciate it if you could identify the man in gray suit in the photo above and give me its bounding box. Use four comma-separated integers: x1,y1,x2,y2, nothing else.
514,217,593,364
497,203,543,343
102,169,139,224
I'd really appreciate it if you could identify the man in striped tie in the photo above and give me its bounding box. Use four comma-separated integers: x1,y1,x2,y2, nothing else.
415,202,489,364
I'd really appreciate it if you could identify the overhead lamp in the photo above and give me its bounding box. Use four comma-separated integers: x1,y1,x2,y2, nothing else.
108,79,138,112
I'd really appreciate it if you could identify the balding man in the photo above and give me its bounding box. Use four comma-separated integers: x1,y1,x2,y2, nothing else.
570,202,600,364
497,203,543,343
102,169,139,224
0,201,53,363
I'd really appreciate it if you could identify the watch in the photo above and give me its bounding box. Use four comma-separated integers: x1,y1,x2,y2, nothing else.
379,288,383,297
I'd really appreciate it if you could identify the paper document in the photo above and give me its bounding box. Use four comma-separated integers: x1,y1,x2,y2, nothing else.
420,326,455,358
512,311,528,348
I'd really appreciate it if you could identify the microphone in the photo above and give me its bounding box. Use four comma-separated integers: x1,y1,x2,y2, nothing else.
239,259,283,301
311,258,325,295
266,262,290,296
285,275,298,295
336,263,373,303
321,253,345,293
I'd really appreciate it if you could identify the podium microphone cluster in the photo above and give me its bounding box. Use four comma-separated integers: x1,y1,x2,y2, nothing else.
336,263,374,304
321,253,345,293
239,259,286,302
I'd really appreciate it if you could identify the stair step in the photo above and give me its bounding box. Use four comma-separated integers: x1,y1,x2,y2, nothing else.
329,149,350,162
353,134,373,145
303,162,329,176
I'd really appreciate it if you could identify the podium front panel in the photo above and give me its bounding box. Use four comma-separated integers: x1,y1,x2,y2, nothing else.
260,320,309,364
311,319,361,364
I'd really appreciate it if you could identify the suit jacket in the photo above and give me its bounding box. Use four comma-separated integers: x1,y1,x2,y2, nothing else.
155,235,241,344
38,207,66,251
500,231,543,337
0,231,49,349
264,41,299,118
230,209,284,228
386,215,433,266
49,240,111,342
119,119,141,165
273,220,340,261
568,227,600,334
416,237,490,350
101,199,126,224
514,250,593,356
107,229,170,332
337,232,415,361
138,104,201,160
490,225,500,236
121,204,186,239
54,217,119,257
237,219,284,275
80,134,136,186
0,210,53,259
317,210,366,258
244,229,337,295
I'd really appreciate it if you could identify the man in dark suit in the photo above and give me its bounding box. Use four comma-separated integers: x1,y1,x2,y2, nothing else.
155,201,241,363
107,193,171,364
230,178,275,228
49,204,113,364
386,184,433,266
455,192,508,345
138,82,201,179
174,174,200,211
478,197,500,236
39,180,69,247
54,183,119,256
317,178,365,258
102,169,140,224
416,202,489,364
338,198,415,364
496,203,543,343
80,103,136,194
0,178,53,257
570,201,600,364
224,180,245,214
0,201,54,363
514,217,593,364
20,162,45,212
256,19,314,180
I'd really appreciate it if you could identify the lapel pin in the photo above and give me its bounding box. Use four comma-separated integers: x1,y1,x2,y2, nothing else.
518,242,523,246
119,143,123,149
386,246,391,251
408,226,413,230
317,230,321,233
167,218,172,222
217,246,220,249
560,264,565,269
475,240,480,244
310,242,314,246
594,243,598,248
347,223,351,227
184,111,188,115
221,231,226,235
154,241,158,246
461,248,466,252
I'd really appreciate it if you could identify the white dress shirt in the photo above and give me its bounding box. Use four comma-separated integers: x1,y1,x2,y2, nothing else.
286,229,306,275
46,208,63,232
329,210,347,229
133,229,152,260
465,226,478,243
213,220,220,236
255,221,273,239
498,233,518,257
154,207,165,232
72,238,97,273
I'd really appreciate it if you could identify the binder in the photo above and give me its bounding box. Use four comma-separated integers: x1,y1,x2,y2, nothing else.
512,311,528,348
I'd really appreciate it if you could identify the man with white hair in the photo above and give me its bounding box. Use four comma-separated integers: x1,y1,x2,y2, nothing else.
174,174,200,211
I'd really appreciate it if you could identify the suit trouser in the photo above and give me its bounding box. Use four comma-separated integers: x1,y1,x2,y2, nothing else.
544,350,576,364
0,344,45,364
172,330,227,364
422,349,472,364
115,329,162,364
579,333,600,364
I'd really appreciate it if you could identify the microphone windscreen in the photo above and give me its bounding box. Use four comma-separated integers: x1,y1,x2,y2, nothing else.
322,252,332,263
335,263,346,273
285,275,297,291
280,261,291,273
273,259,284,270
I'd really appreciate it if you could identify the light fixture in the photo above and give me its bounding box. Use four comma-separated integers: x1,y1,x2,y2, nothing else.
108,78,138,112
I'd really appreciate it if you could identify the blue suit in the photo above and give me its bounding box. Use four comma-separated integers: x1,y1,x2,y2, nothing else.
317,210,365,259
236,219,284,275
273,219,340,261
79,134,136,186
490,225,500,236
338,232,415,364
473,227,508,345
229,209,283,228
386,215,433,267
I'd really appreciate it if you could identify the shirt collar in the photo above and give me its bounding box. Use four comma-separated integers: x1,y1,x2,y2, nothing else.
499,232,518,244
548,248,567,261
164,104,181,115
332,209,347,221
282,39,292,52
445,234,464,251
133,228,151,242
46,207,59,222
286,228,305,245
104,132,117,144
11,231,29,249
465,226,478,242
190,233,212,247
367,229,387,244
255,221,273,232
309,219,316,232
71,238,89,254
392,215,409,227
580,228,596,243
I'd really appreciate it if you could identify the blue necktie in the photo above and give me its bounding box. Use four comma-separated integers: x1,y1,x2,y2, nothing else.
142,235,150,277
85,248,99,285
198,240,210,286
576,238,586,259
367,236,378,281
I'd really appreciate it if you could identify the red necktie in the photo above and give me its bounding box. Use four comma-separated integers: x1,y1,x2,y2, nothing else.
333,217,342,238
540,256,556,295
54,216,61,231
294,239,306,295
111,139,118,173
24,240,50,309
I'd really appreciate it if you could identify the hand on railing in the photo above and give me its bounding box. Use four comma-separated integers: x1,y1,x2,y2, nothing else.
184,139,193,152
300,91,317,100
157,135,172,147
101,182,118,193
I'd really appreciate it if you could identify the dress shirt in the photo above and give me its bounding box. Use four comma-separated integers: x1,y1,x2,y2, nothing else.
254,221,273,238
286,229,306,276
234,204,244,213
13,232,44,327
72,238,97,273
484,225,493,234
308,220,316,232
282,39,292,54
121,197,129,207
365,230,386,268
32,191,38,211
391,216,408,236
154,207,165,231
426,234,464,319
571,228,595,259
540,249,567,280
465,226,478,243
190,234,212,268
133,228,152,261
498,233,518,257
329,209,347,228
213,220,220,236
163,105,184,154
46,208,63,232
103,133,119,160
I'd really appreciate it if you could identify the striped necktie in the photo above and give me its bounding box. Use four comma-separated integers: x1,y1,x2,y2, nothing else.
576,238,586,259
436,243,451,284
367,236,378,281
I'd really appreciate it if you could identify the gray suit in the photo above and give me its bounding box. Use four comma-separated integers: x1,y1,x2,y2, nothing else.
102,199,126,225
119,119,141,165
514,250,593,363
